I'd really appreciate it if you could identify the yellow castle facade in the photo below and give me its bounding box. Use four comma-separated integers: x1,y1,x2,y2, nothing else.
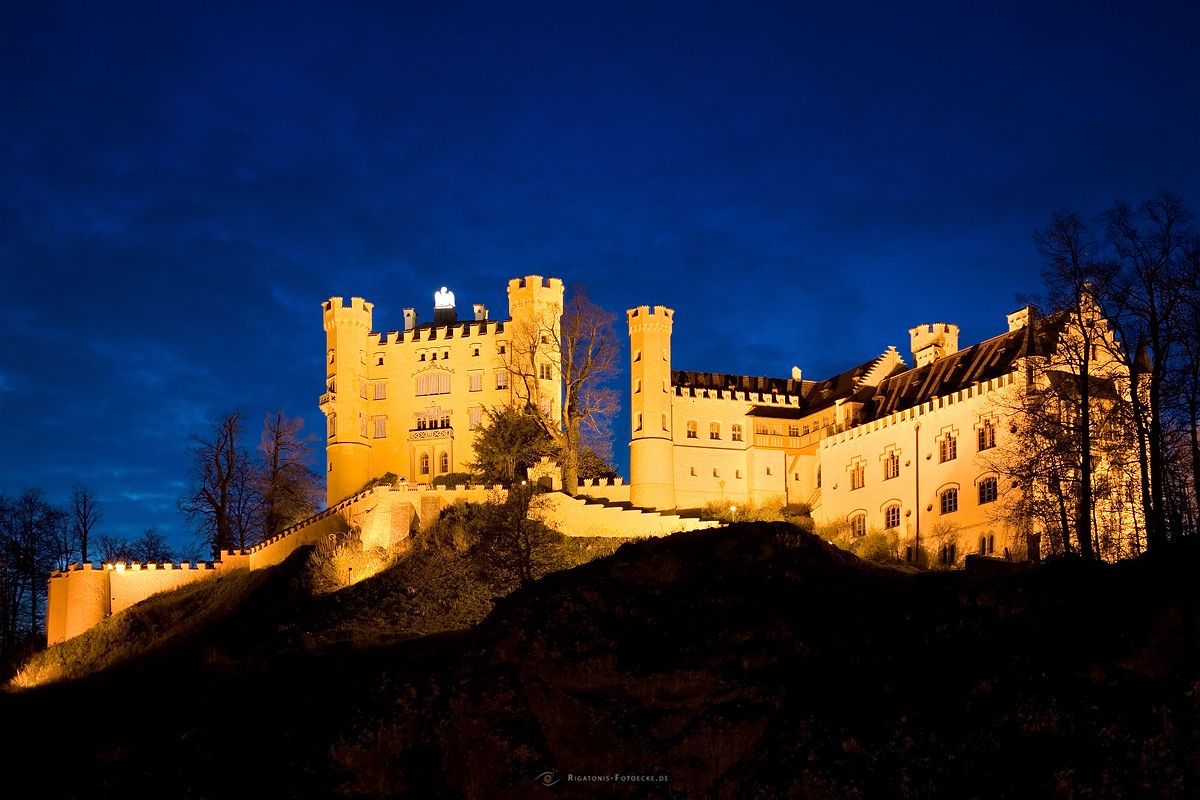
321,275,565,505
626,300,1138,564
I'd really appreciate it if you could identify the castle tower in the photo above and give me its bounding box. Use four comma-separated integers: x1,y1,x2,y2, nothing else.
627,305,676,510
506,275,565,408
908,323,959,367
322,296,374,505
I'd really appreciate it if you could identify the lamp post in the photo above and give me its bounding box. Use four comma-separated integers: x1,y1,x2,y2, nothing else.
914,421,921,567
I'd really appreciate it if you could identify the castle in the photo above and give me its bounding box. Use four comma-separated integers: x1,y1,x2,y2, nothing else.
321,276,566,504
626,299,1139,564
45,275,1138,646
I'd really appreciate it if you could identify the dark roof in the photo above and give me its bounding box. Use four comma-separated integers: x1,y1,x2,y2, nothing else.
860,312,1068,421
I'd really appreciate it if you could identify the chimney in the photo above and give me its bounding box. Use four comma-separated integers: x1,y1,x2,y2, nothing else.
1007,305,1034,332
433,286,457,326
473,303,489,321
908,323,959,367
403,308,418,332
791,366,802,381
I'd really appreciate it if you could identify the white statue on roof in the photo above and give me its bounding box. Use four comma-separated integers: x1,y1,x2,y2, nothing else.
434,286,455,309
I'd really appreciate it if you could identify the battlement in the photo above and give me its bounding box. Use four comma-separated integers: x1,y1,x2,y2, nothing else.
323,296,374,329
627,305,674,322
507,275,564,292
909,322,959,367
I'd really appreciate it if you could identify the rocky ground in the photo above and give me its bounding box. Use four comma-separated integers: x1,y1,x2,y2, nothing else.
2,523,1196,798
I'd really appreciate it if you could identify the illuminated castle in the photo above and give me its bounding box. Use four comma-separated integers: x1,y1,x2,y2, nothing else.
321,276,564,504
626,301,1140,564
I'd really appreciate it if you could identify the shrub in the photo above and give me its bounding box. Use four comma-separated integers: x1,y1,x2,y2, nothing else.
431,472,477,488
309,531,398,594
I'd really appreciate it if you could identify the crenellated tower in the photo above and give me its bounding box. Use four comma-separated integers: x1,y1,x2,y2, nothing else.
322,296,374,505
506,275,566,409
627,305,675,510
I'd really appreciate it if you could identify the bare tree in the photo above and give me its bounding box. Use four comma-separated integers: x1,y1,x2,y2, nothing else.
1034,211,1118,559
179,412,260,557
71,484,102,563
1103,192,1199,547
96,534,136,563
257,411,321,536
130,527,174,563
504,288,619,494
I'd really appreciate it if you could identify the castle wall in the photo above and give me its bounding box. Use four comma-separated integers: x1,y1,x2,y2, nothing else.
816,374,1022,563
533,491,718,538
110,564,216,616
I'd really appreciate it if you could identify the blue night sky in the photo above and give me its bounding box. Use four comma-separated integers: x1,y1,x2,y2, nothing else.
2,0,1197,553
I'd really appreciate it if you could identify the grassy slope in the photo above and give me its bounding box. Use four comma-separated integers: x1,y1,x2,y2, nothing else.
2,525,1196,799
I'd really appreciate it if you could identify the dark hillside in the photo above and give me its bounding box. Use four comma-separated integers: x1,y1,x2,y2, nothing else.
3,524,1196,799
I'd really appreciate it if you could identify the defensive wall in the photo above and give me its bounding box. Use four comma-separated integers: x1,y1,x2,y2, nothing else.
47,482,712,645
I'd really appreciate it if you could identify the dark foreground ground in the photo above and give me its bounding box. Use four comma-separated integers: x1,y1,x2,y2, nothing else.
2,524,1197,799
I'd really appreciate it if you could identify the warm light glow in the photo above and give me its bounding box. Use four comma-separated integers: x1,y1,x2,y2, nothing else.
115,563,125,572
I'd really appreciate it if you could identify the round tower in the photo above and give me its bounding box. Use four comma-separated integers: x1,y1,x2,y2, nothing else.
627,305,676,510
322,296,374,505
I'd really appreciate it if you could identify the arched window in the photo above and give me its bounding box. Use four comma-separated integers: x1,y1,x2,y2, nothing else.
884,451,899,480
978,476,998,504
939,433,958,463
419,454,430,475
850,463,865,490
940,487,958,514
978,419,996,451
884,504,900,529
439,452,449,473
849,513,867,537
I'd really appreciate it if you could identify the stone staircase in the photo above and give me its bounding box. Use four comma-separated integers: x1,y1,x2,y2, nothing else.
536,492,721,538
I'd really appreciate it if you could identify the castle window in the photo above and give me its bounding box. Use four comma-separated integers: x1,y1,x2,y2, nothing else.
731,424,743,442
687,421,697,439
690,466,696,476
635,413,642,432
360,351,366,364
327,413,336,438
328,350,335,364
787,424,799,437
439,452,449,473
940,487,959,514
850,463,865,491
816,466,822,488
661,413,668,430
376,354,385,366
359,414,367,438
634,379,641,394
633,349,641,362
712,468,719,478
443,350,449,360
431,352,437,361
472,346,480,357
980,534,995,555
978,420,996,451
420,353,426,361
419,454,430,475
539,363,553,380
850,513,866,537
766,466,773,476
417,372,451,396
469,372,482,392
939,434,958,463
469,407,482,430
884,504,900,529
496,370,509,390
939,544,957,565
884,451,899,480
373,416,387,439
736,469,742,479
360,382,368,399
498,344,506,355
710,422,720,440
539,397,553,418
979,476,998,504
374,382,387,400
